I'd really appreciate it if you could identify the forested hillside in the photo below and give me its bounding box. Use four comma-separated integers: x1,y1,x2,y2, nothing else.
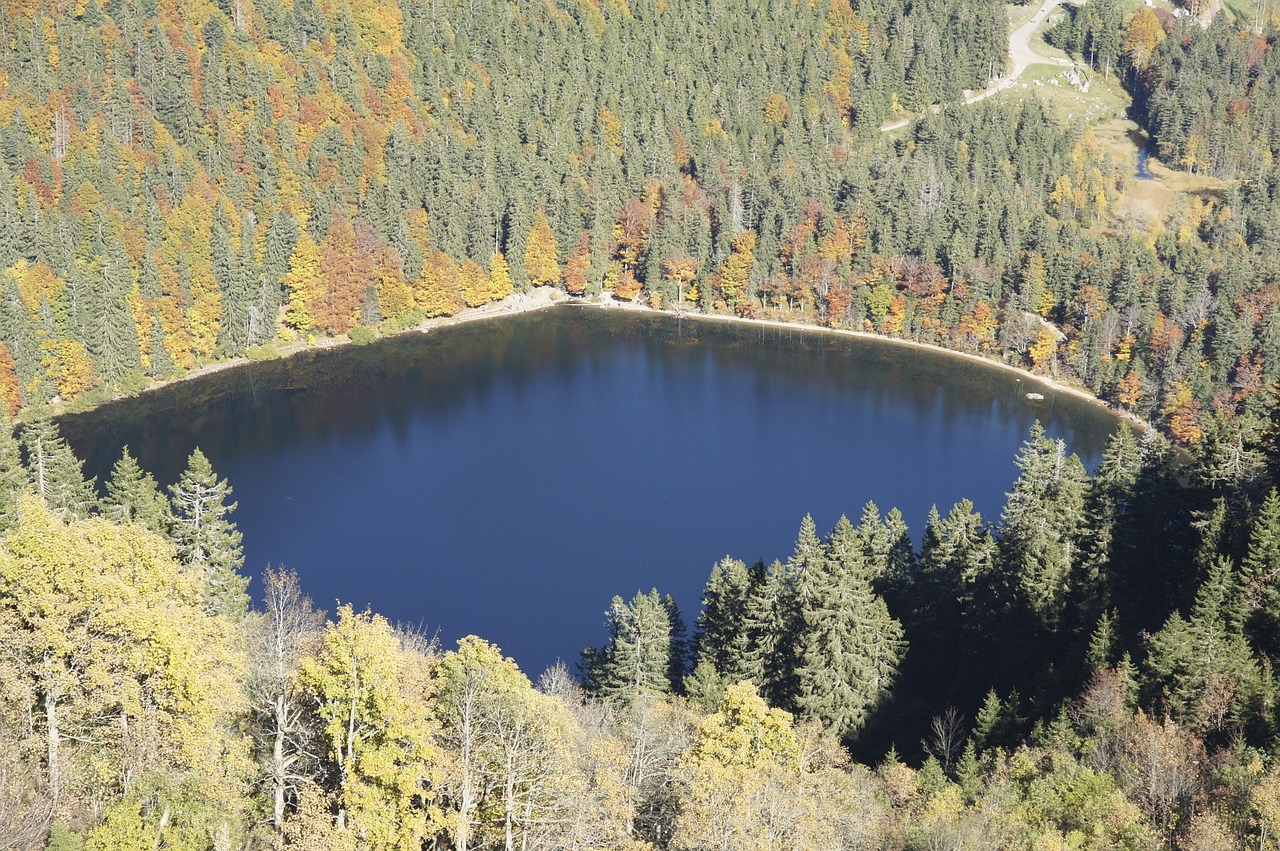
8,410,1280,848
0,0,1003,404
12,0,1280,846
3,0,1279,451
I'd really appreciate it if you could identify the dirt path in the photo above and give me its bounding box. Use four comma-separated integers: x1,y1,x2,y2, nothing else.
130,288,566,397
881,0,1074,131
75,285,1146,438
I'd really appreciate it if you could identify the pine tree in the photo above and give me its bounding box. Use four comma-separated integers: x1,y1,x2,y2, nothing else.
1083,426,1143,597
663,593,689,693
216,206,253,356
999,422,1089,627
169,448,248,620
256,212,298,345
0,413,26,532
95,243,142,386
1242,489,1280,658
693,556,753,679
583,588,674,705
20,415,96,520
768,514,825,706
738,561,785,697
970,689,1003,751
101,446,171,534
792,515,906,738
1146,556,1257,729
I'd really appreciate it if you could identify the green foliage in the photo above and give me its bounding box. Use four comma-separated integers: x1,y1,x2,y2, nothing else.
169,448,248,620
692,515,904,740
46,823,83,851
296,605,440,850
348,325,376,346
19,416,97,520
14,417,1280,846
583,588,681,704
101,446,171,535
0,0,1271,453
246,343,281,361
0,495,251,842
792,515,906,739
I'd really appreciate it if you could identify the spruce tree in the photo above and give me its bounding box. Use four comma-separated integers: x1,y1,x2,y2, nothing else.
169,448,248,620
1146,556,1257,729
584,589,676,705
1081,426,1142,608
792,515,906,739
20,415,96,520
768,514,824,705
101,446,171,534
693,556,753,679
0,413,26,532
737,560,786,700
970,689,1003,751
662,593,689,693
999,422,1089,628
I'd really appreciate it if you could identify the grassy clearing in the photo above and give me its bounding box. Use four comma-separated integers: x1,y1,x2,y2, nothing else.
1018,63,1130,124
1090,117,1232,227
1006,55,1232,228
1007,1,1040,31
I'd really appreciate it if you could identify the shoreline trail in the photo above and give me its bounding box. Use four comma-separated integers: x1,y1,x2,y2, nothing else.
92,285,1147,436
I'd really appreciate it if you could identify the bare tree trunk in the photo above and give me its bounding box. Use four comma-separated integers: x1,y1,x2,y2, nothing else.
273,699,287,840
42,657,59,809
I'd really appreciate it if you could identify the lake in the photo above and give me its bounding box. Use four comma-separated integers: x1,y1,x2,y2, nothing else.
59,306,1122,677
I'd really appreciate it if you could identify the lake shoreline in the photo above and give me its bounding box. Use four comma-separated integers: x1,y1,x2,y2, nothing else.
565,294,1153,436
52,285,1150,438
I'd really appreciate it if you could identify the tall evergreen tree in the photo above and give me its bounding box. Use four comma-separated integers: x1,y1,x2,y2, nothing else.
999,422,1090,628
792,516,906,739
1145,556,1257,731
169,448,248,620
1241,488,1280,658
0,413,26,532
20,415,96,520
766,514,825,706
693,556,754,679
101,446,171,534
583,588,676,705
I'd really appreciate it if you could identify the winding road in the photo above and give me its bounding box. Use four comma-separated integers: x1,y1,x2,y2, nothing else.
881,0,1076,131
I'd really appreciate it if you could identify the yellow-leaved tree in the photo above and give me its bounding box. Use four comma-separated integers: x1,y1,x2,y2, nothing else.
489,252,514,301
282,231,324,333
524,212,561,288
0,495,250,846
717,230,756,308
673,681,881,849
434,637,623,851
1123,7,1166,72
460,258,492,308
295,605,442,851
670,685,880,849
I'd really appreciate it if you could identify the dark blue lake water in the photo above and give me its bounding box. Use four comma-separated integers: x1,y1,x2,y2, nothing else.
60,307,1120,676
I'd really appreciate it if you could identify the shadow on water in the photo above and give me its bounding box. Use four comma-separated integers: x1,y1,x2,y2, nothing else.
57,306,1125,678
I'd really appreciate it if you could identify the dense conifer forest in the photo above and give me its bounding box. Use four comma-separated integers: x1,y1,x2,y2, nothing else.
7,0,1280,846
